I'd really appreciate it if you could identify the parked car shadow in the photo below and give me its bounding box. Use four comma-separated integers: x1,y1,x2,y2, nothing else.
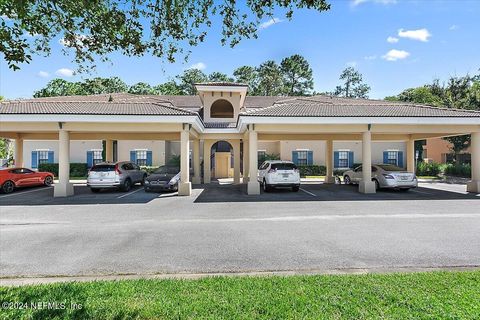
193,182,479,203
0,185,176,206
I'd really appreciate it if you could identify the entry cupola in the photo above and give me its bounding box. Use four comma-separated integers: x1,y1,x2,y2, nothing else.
195,82,248,123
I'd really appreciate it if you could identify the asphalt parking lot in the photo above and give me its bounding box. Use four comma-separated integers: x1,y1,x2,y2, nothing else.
1,181,479,280
0,180,478,206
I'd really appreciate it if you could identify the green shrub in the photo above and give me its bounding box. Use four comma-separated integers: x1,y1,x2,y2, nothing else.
444,163,471,178
38,163,88,177
416,161,441,176
298,165,326,177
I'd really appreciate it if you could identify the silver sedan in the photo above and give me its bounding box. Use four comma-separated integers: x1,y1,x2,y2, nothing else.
343,164,418,191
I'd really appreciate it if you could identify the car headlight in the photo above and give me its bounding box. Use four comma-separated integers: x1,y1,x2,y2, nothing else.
169,177,179,185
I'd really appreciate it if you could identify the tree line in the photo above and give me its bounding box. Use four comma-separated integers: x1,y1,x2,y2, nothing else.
34,54,316,98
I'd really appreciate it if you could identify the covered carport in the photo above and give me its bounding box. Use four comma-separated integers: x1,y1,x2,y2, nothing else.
0,101,203,197
237,97,480,195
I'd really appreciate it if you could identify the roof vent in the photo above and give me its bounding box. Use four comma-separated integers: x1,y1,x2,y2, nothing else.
108,95,113,102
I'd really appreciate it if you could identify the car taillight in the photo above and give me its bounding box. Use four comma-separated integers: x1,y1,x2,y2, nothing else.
268,168,277,173
114,165,121,175
383,174,395,179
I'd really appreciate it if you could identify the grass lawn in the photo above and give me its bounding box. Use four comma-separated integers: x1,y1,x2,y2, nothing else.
1,271,479,319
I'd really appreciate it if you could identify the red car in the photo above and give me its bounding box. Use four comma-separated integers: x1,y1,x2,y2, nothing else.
0,167,54,194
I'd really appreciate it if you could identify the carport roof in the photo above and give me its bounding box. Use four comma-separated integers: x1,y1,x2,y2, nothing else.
241,96,480,118
0,100,195,115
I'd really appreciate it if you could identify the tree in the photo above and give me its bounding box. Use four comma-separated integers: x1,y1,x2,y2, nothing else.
444,135,471,163
256,60,283,96
128,82,154,95
1,1,330,71
153,81,183,95
81,77,128,95
177,69,207,95
233,66,258,93
33,79,83,97
208,72,234,83
385,87,443,107
280,54,313,96
334,67,370,98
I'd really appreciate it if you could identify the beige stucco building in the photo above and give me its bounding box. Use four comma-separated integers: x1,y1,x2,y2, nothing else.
1,82,479,197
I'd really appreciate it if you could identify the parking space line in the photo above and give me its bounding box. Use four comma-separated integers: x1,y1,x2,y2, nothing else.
116,188,143,199
299,188,316,197
0,187,53,199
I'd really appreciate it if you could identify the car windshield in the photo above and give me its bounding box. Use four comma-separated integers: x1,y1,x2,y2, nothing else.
271,163,297,171
154,166,179,174
90,164,115,172
378,164,403,171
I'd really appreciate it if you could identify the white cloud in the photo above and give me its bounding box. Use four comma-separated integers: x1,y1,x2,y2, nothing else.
387,36,399,43
382,49,410,61
449,24,459,31
37,71,50,78
188,62,206,71
59,34,89,47
55,68,74,77
259,17,283,30
346,61,357,67
351,0,396,6
364,55,377,60
398,28,431,42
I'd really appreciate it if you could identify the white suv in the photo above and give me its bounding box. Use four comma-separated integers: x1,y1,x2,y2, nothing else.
258,160,301,192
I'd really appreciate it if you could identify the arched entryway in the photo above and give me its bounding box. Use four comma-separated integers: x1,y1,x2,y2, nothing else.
211,141,233,179
203,139,242,184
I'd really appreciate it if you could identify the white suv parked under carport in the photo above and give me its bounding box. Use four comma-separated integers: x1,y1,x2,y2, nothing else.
258,160,301,192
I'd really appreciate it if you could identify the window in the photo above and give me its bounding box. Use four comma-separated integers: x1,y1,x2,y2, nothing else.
135,150,147,166
297,151,308,166
210,99,234,118
92,150,103,165
258,150,266,168
338,151,349,168
38,150,49,165
387,151,398,165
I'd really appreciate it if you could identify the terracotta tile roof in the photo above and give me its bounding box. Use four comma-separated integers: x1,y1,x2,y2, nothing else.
0,101,194,116
194,82,248,87
204,122,237,128
241,96,480,118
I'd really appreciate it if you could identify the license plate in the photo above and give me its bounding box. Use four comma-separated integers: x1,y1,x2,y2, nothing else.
282,173,289,178
100,172,106,177
400,176,409,180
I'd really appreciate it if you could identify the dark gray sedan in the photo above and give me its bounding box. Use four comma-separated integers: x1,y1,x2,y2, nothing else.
343,164,418,191
144,166,180,192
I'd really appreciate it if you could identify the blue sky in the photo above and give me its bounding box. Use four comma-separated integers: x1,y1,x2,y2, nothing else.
1,0,479,99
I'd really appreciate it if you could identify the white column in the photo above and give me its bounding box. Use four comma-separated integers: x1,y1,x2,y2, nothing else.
14,138,24,167
203,140,212,184
407,138,415,173
192,139,201,184
233,140,241,184
105,139,113,162
54,130,74,197
178,125,191,196
243,140,249,183
247,128,260,195
324,140,335,183
359,130,376,194
467,132,480,193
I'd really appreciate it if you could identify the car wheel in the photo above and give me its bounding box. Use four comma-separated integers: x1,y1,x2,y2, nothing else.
292,186,300,192
373,179,380,190
262,179,271,192
121,179,132,192
140,174,147,186
91,188,101,193
2,180,15,194
344,175,351,185
44,175,53,186
399,188,410,192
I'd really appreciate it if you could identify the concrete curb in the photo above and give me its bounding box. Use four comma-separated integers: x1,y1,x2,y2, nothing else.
1,265,478,287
